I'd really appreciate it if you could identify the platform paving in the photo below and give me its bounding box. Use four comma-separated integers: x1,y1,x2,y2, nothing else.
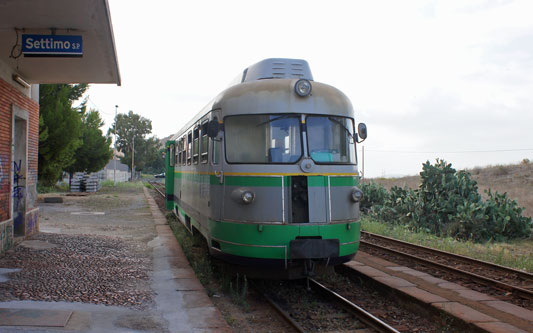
0,185,230,332
351,251,533,333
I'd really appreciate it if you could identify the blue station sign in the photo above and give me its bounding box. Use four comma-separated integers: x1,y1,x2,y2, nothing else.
22,34,83,57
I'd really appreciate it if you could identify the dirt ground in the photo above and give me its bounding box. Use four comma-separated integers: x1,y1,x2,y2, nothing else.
39,186,156,242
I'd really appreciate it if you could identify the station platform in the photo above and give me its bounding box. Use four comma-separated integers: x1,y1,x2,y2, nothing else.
348,251,533,333
0,186,230,332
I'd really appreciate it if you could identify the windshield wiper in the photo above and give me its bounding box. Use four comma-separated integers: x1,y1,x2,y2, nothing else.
327,117,355,141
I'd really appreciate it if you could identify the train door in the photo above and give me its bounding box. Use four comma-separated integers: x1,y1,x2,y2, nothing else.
209,110,223,221
165,141,175,210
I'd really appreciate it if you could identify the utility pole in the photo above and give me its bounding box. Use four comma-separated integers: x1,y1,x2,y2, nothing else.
113,105,118,185
362,145,365,180
131,134,135,182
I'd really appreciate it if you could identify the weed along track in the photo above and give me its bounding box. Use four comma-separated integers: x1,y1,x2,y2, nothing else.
360,231,533,309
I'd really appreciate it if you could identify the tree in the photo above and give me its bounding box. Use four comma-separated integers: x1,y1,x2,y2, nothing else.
109,110,156,173
38,84,88,186
65,108,113,179
143,147,165,174
135,137,163,173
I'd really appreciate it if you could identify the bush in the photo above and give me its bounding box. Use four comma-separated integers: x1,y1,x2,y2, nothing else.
415,160,482,236
359,182,389,213
363,159,532,242
484,189,532,241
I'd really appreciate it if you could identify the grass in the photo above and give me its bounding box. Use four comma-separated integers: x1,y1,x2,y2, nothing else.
166,213,213,283
100,180,145,188
361,216,533,273
37,182,70,193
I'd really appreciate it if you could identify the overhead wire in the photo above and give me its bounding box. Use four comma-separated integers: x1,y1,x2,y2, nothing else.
364,148,533,154
86,96,114,116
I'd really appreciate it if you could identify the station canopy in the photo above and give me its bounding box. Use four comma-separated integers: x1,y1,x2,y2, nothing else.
0,0,121,85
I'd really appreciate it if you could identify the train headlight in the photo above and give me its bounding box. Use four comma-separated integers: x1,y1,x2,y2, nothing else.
294,79,312,97
351,187,363,202
242,191,255,204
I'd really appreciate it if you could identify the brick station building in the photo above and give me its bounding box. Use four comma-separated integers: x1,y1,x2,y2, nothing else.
0,0,121,253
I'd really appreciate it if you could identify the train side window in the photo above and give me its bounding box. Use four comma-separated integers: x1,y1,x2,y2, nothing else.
200,122,208,163
187,131,192,165
178,138,184,165
169,144,175,167
175,143,179,165
211,117,220,165
193,127,200,164
212,139,220,165
182,138,186,166
177,139,181,165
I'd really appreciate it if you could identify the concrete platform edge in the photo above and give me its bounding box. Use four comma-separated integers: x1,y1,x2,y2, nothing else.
143,186,231,332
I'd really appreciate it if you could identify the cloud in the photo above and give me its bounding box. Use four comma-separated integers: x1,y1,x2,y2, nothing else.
87,0,533,177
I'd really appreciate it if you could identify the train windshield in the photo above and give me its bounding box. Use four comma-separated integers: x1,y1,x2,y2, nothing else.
225,114,302,163
306,116,356,164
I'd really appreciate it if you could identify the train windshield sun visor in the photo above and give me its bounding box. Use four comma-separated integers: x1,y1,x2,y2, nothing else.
255,114,297,127
307,116,356,164
225,114,302,164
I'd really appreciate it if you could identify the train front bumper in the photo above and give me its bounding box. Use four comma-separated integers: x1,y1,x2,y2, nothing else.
289,238,339,259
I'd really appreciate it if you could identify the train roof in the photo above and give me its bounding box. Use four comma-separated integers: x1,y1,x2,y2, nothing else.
171,58,351,140
227,58,313,86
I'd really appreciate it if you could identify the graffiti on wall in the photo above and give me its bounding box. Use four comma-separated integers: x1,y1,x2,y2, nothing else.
13,160,24,208
0,154,9,219
0,221,13,254
26,208,38,236
27,184,37,209
13,160,25,233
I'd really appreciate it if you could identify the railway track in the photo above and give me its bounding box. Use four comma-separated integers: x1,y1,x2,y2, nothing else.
148,180,165,198
360,231,533,306
309,278,399,332
253,278,399,333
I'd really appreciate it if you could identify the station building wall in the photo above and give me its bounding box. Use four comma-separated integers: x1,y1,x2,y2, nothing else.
0,60,40,254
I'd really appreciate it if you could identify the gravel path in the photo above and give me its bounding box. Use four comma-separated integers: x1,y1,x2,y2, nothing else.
0,185,156,309
0,233,152,308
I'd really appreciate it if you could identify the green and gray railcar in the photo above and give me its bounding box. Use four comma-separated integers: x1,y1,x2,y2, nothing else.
165,58,367,278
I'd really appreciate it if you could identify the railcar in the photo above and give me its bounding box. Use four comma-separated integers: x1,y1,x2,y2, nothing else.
165,58,367,278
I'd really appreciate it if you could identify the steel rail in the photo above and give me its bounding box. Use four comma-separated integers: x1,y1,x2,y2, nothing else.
360,239,533,300
308,278,400,333
361,231,533,281
148,181,166,198
250,281,305,333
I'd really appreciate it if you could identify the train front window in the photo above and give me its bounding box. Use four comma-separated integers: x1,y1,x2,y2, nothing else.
306,116,356,164
225,114,302,164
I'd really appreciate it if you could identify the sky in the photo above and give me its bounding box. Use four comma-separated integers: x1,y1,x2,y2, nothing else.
83,0,533,178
